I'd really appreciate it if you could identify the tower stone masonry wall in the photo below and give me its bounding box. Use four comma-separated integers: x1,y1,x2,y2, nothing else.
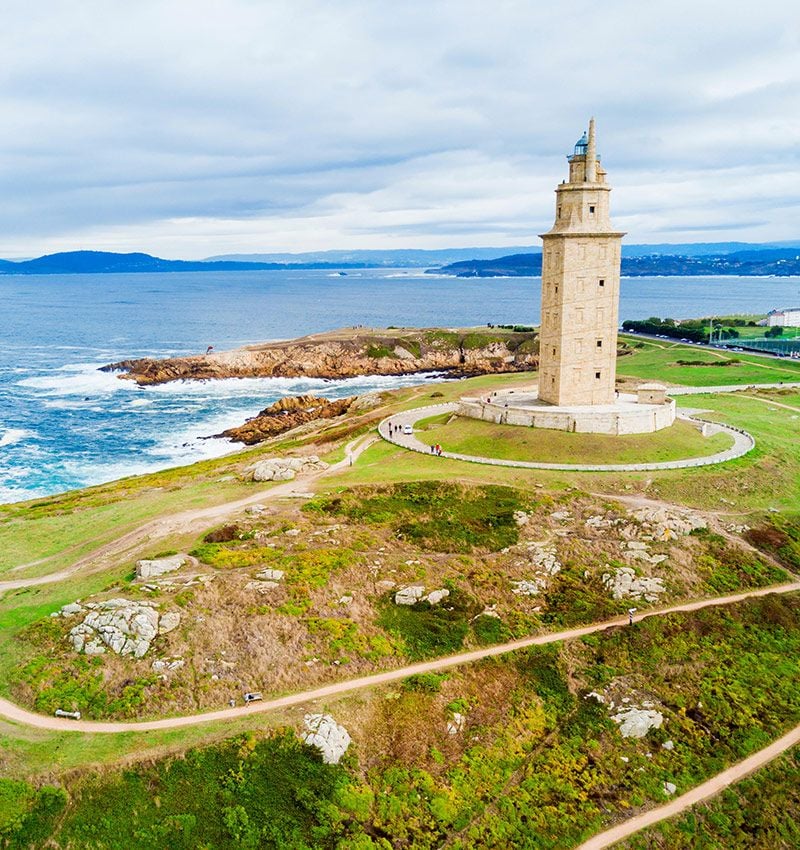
538,119,625,406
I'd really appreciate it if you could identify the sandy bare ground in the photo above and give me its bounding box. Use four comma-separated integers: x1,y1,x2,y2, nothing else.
1,581,797,733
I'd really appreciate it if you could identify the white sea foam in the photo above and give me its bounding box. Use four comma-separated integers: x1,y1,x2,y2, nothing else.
17,363,137,397
0,428,36,448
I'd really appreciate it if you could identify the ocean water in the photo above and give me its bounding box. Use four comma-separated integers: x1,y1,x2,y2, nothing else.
2,268,799,503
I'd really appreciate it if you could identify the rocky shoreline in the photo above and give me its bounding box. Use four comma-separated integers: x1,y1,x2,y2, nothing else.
217,393,381,445
102,326,539,386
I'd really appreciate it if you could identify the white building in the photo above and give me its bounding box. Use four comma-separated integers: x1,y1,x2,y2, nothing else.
768,308,800,327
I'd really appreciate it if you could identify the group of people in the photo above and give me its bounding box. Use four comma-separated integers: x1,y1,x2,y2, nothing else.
387,422,403,435
429,443,442,456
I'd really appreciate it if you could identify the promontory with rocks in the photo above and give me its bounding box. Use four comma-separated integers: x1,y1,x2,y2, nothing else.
102,325,539,385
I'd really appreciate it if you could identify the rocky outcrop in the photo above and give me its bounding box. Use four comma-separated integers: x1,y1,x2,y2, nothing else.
248,455,329,481
63,599,179,658
393,585,450,606
136,554,187,580
221,395,357,445
101,327,539,386
302,714,351,764
602,567,666,602
612,707,664,738
630,506,707,540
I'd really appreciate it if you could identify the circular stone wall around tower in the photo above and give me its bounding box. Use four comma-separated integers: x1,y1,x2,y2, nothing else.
458,389,676,436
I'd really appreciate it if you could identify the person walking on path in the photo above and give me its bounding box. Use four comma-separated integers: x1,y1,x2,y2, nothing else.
628,607,637,625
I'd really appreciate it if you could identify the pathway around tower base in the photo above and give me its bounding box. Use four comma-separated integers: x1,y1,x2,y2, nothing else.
379,403,754,472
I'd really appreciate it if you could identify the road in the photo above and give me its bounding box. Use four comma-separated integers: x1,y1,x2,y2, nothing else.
1,581,797,733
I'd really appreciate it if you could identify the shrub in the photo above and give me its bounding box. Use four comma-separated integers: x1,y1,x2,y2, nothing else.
377,590,479,660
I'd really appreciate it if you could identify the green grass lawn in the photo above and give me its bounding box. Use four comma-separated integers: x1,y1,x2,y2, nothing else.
415,414,732,465
618,336,800,386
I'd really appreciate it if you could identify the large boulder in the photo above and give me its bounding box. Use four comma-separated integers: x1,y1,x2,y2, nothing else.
136,554,187,580
302,714,351,764
250,455,329,482
611,707,664,738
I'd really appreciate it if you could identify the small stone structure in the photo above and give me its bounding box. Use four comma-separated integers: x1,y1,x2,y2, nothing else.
637,382,668,405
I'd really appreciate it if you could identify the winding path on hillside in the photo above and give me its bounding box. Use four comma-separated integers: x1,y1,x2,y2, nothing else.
2,380,799,846
379,402,754,472
0,581,797,733
0,434,378,593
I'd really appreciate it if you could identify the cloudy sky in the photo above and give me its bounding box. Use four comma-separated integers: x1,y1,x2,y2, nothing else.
1,0,798,258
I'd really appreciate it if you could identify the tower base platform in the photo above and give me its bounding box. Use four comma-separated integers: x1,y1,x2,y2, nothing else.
458,387,676,435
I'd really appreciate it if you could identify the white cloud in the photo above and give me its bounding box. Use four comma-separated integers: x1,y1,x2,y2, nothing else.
0,0,798,257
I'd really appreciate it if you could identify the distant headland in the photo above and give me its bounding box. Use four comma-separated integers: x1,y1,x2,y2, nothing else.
0,243,799,276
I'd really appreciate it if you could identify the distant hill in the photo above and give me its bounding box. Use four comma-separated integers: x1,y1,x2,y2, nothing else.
0,250,369,275
205,247,540,268
1,243,799,276
430,249,800,278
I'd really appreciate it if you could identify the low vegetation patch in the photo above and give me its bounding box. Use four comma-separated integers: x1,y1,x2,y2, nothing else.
305,482,529,553
377,587,480,660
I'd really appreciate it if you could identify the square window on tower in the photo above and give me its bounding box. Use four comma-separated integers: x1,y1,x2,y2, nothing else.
589,205,595,214
596,339,603,348
599,279,605,288
595,371,601,380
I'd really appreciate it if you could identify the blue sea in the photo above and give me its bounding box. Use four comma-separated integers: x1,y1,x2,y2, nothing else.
2,268,799,503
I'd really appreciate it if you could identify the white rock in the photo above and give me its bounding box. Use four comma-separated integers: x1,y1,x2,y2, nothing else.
338,595,353,605
250,456,329,482
446,712,466,735
59,602,85,616
136,555,186,580
158,612,181,634
602,567,665,602
511,578,544,596
284,528,301,537
395,585,425,605
662,740,674,750
586,691,606,704
663,781,677,795
255,569,285,581
612,708,664,738
302,714,351,764
424,589,450,606
513,510,530,527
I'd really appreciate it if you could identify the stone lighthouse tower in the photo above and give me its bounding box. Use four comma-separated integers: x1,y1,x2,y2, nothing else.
538,119,625,406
